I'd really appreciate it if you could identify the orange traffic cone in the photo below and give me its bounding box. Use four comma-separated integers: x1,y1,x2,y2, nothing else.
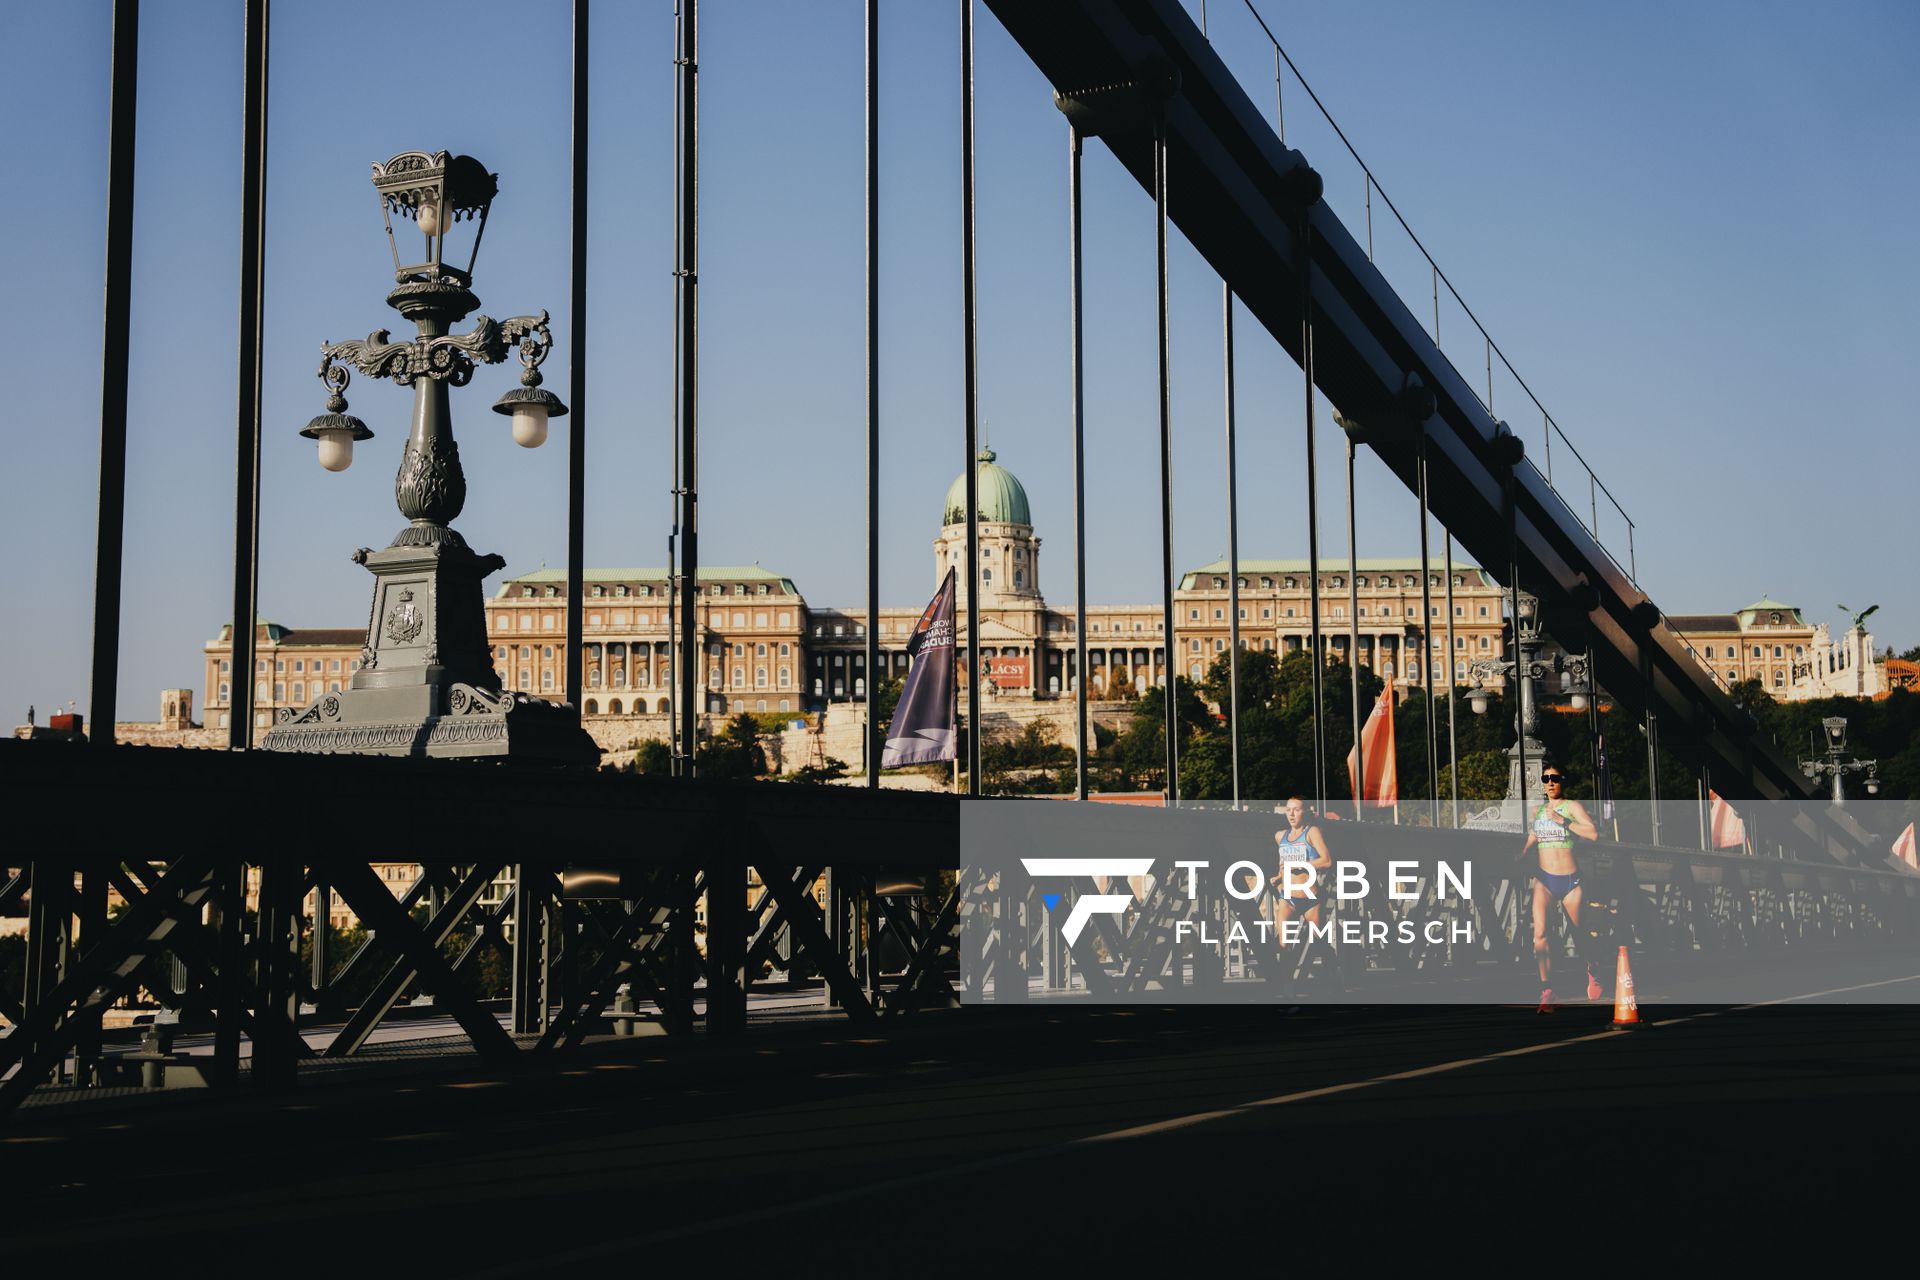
1610,945,1641,1029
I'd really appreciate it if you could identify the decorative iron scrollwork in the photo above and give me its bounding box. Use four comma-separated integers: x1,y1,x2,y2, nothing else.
320,310,551,389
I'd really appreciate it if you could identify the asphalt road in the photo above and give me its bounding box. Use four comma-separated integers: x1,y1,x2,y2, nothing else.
6,958,1918,1273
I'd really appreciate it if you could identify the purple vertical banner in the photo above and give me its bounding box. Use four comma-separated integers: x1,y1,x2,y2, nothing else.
882,568,957,767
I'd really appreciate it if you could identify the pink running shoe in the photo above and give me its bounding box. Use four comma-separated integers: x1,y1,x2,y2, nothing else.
1586,968,1604,1002
1536,988,1555,1014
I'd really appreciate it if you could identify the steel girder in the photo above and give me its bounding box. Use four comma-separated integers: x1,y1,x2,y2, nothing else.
984,0,1836,826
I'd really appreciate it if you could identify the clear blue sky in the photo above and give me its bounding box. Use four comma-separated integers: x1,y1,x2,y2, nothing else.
2,0,1914,725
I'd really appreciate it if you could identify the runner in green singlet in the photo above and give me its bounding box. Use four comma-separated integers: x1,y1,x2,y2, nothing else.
1518,765,1601,1013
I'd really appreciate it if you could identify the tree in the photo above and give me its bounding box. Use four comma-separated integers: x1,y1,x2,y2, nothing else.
872,676,903,734
786,756,850,784
1438,749,1512,802
696,714,769,781
633,739,674,775
1113,676,1210,789
1727,678,1774,719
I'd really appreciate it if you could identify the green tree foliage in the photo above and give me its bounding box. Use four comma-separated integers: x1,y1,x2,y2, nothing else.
633,739,674,775
873,676,903,734
980,720,1076,795
696,713,769,781
786,757,851,784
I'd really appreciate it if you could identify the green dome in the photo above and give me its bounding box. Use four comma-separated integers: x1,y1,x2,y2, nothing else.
943,447,1031,527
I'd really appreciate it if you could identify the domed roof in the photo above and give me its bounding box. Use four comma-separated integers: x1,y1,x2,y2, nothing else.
943,447,1031,527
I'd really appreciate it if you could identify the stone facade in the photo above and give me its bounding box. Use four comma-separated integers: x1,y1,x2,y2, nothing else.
1670,597,1886,702
173,445,1567,761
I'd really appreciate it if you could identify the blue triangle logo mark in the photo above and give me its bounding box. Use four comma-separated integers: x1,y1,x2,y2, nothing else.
1042,893,1062,913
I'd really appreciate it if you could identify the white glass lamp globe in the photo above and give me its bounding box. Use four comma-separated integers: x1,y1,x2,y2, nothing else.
317,428,355,472
511,402,549,448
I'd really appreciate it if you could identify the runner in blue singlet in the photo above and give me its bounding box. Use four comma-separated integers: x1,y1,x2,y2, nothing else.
1271,795,1332,935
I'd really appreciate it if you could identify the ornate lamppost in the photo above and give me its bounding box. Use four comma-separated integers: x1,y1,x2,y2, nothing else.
1800,716,1880,806
264,151,595,763
1464,590,1593,824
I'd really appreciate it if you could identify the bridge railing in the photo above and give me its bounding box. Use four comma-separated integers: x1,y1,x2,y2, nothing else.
1232,0,1639,587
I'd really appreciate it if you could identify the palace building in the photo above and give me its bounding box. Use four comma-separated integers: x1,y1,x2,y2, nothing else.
1670,597,1886,701
198,445,1517,733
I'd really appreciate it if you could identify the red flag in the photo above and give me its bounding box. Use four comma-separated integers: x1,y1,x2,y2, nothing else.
1346,679,1398,807
1893,822,1918,871
1707,789,1746,850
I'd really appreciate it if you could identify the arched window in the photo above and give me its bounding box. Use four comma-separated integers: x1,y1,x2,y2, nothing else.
609,698,623,714
585,699,599,715
633,698,647,713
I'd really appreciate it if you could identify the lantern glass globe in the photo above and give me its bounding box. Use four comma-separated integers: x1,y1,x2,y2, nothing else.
511,402,549,448
317,428,355,472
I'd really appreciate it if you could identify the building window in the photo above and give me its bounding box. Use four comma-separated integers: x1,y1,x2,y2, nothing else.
1214,639,1225,652
610,699,623,714
1773,645,1783,658
218,682,230,701
982,569,992,582
585,699,598,715
1478,606,1489,617
756,667,768,688
1285,577,1297,589
779,666,791,687
273,683,284,700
